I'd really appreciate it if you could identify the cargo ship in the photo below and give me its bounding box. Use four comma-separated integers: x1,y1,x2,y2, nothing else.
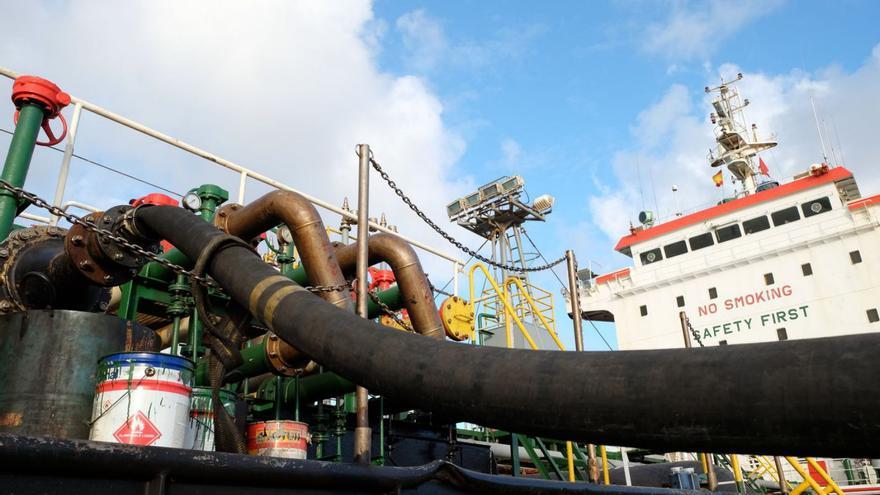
575,74,880,489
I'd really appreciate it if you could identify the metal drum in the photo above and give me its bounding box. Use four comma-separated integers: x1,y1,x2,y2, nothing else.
89,352,193,448
0,310,159,439
247,420,310,459
185,387,238,451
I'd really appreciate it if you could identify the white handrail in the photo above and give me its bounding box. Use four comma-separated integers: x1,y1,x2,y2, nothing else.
0,66,464,271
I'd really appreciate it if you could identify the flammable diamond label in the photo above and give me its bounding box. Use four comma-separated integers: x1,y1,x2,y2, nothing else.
113,410,162,446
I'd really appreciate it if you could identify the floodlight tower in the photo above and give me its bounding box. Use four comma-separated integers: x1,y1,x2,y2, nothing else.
446,176,556,349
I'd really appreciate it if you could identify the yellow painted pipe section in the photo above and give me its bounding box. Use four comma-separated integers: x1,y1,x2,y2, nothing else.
503,276,566,351
806,458,846,495
784,457,841,495
600,445,610,485
701,453,709,474
730,454,743,483
468,263,538,350
566,441,576,482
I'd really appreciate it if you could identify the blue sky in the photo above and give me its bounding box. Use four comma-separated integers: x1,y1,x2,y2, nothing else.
1,1,879,351
368,0,880,349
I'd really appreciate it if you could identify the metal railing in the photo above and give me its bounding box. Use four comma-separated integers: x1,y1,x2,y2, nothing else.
0,65,466,294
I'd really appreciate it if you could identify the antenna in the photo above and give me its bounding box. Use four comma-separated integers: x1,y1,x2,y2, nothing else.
809,93,829,164
636,154,646,211
831,115,846,167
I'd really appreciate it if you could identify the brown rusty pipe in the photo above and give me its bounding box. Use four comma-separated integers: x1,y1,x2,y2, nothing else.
214,190,352,373
333,233,444,339
215,190,352,312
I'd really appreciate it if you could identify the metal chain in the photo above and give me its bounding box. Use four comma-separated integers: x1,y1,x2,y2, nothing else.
685,315,705,348
0,180,355,295
367,289,415,333
366,155,566,273
428,279,454,298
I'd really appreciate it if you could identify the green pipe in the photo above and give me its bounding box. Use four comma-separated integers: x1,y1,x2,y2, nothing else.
0,104,44,240
193,286,403,384
190,312,202,362
279,372,355,405
274,376,282,420
293,375,300,421
535,437,566,481
195,335,271,385
140,248,191,281
511,433,521,477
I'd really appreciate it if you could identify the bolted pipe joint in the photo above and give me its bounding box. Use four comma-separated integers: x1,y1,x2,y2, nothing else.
65,204,161,286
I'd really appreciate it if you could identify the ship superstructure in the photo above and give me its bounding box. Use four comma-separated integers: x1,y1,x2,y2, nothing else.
577,74,880,350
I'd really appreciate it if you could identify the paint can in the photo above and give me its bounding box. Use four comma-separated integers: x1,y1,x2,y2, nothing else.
185,387,238,451
247,420,310,459
89,352,194,448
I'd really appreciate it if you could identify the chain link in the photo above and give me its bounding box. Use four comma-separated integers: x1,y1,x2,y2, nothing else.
367,289,415,332
0,180,357,295
684,315,705,348
428,279,454,298
366,155,567,273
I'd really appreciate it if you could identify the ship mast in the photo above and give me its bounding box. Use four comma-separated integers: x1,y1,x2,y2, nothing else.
706,73,777,196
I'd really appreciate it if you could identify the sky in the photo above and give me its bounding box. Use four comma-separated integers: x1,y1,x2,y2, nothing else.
0,0,878,351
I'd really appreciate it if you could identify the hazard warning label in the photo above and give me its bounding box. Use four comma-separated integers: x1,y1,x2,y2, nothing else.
113,411,162,446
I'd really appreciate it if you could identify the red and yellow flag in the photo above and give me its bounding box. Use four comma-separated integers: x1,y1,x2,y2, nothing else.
712,170,723,187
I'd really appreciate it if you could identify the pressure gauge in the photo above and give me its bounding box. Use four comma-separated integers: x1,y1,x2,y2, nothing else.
277,225,293,244
182,192,201,212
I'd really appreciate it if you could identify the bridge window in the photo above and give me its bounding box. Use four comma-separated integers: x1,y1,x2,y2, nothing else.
689,232,714,251
802,197,832,218
777,328,788,341
663,240,688,259
718,340,728,346
708,287,718,299
676,295,685,307
639,247,663,265
771,206,800,226
801,263,812,276
764,273,775,285
639,305,648,317
743,215,770,234
868,309,879,323
850,250,862,264
715,224,742,243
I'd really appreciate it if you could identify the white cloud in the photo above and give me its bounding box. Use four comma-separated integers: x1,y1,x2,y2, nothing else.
642,0,784,61
500,138,521,168
0,0,477,278
394,8,544,74
588,43,880,246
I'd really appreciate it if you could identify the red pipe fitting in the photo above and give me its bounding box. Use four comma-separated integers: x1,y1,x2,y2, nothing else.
11,75,71,146
130,193,180,252
368,267,396,291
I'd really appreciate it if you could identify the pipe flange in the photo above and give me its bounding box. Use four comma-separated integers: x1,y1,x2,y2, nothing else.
65,206,158,286
214,203,242,233
440,296,474,341
0,225,67,314
265,333,300,376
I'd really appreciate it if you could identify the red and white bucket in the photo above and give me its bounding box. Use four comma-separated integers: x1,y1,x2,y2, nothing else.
185,387,238,451
89,352,194,448
247,420,310,459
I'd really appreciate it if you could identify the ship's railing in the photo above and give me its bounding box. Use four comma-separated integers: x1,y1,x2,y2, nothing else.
0,66,466,295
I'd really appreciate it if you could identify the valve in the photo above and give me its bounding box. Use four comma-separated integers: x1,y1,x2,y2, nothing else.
130,193,180,252
368,267,395,291
11,75,71,146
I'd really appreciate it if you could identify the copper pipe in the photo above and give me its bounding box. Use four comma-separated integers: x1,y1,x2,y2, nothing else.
215,190,352,312
216,190,354,366
333,233,444,339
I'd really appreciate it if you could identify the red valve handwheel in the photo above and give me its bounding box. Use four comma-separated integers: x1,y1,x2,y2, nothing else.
13,109,68,147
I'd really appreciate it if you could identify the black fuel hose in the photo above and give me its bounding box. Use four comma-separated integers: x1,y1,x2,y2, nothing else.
135,205,880,457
